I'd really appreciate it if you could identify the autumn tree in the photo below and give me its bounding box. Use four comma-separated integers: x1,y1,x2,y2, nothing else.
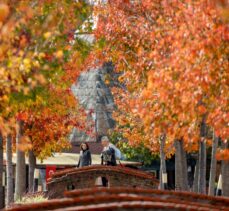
0,0,93,204
93,0,228,193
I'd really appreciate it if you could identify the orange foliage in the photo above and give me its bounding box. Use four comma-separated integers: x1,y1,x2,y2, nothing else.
216,149,229,161
0,0,92,158
93,0,228,157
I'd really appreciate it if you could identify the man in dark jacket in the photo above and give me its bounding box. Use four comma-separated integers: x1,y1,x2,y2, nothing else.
100,136,117,186
101,146,116,166
101,136,117,166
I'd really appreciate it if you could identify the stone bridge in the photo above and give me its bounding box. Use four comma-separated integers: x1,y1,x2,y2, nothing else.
47,165,158,199
9,187,229,210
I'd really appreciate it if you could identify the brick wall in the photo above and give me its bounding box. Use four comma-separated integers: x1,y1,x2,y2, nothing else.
47,165,158,199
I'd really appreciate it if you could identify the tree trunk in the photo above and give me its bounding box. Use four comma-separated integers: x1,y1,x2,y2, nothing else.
15,120,26,201
181,141,189,191
6,134,14,207
175,140,182,191
208,133,218,196
192,157,199,192
28,150,36,193
221,141,229,196
197,118,207,194
0,133,4,209
174,140,188,191
198,139,207,194
159,135,167,190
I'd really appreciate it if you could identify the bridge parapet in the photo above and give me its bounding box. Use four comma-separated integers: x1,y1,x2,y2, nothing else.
47,165,158,199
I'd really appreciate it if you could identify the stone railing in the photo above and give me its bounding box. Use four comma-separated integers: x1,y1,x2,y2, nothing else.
7,186,229,210
47,165,158,199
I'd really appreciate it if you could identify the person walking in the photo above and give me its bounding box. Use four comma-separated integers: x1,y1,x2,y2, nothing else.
77,143,92,167
100,136,122,186
101,136,121,166
101,136,117,187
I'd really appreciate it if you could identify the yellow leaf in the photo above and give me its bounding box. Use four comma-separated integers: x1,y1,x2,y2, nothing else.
23,87,30,95
33,60,40,68
2,95,8,102
55,50,63,59
43,32,52,39
34,74,46,84
38,52,45,59
23,58,31,65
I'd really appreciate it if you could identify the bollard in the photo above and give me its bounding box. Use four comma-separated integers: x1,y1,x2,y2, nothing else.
34,169,39,192
216,174,222,196
162,173,168,190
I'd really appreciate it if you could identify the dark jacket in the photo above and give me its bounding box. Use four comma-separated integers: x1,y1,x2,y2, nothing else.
101,147,117,166
77,150,92,167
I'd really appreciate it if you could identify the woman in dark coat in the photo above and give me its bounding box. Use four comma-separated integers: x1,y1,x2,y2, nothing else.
77,143,92,167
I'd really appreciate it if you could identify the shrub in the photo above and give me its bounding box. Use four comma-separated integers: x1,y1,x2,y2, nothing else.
15,192,47,204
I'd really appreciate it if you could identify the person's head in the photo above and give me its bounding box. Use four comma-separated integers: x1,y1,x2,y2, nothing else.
101,136,110,147
80,143,89,151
